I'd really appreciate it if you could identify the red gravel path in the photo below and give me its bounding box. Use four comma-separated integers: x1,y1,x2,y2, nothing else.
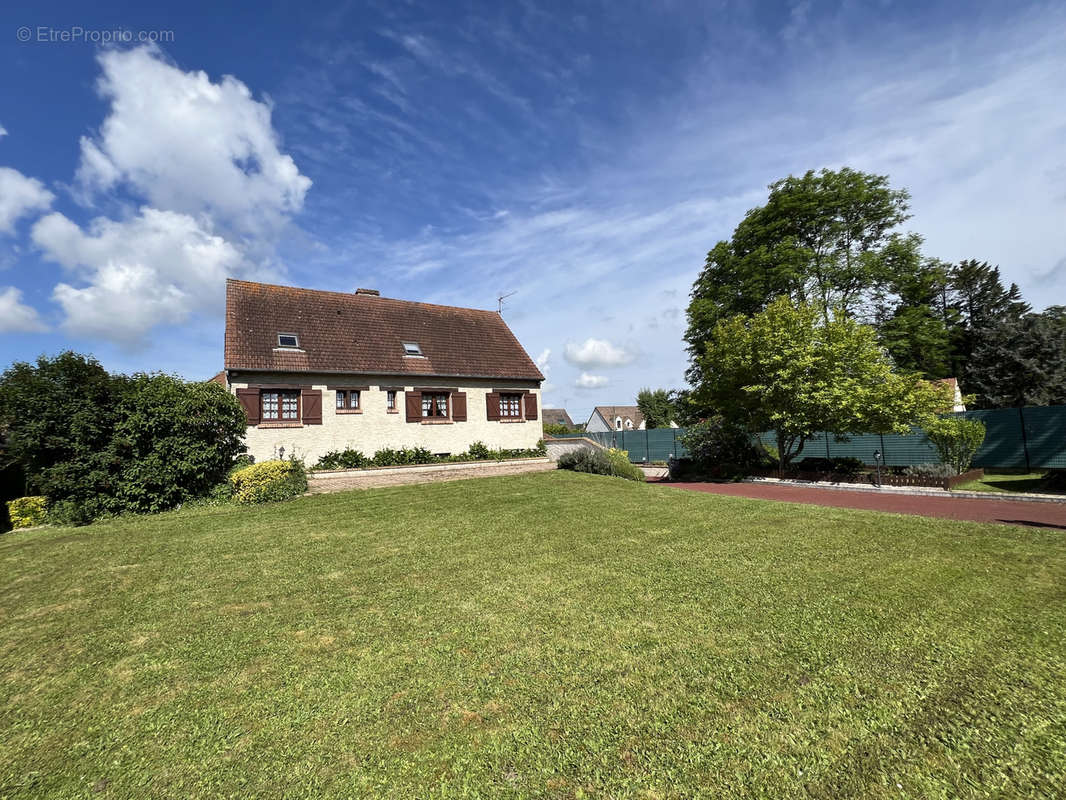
655,481,1066,530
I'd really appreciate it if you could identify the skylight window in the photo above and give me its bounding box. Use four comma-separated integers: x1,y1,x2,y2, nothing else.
277,333,300,348
403,342,423,356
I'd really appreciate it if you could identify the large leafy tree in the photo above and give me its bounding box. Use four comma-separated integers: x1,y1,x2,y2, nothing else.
691,297,950,470
0,352,129,513
686,167,912,380
965,306,1066,408
875,255,954,378
636,388,675,429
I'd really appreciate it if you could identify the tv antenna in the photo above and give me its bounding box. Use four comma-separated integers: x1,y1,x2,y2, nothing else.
496,290,516,314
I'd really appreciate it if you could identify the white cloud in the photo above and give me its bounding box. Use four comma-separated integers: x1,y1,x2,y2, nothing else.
32,207,255,344
574,372,608,389
0,286,47,333
0,124,7,138
563,337,636,368
0,167,54,234
75,46,311,237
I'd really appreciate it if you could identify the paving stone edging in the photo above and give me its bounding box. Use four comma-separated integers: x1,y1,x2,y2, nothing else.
742,477,1066,505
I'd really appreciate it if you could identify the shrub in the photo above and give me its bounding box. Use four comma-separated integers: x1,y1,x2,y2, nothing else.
109,375,249,514
466,441,491,460
314,449,368,471
797,457,865,476
371,447,437,467
46,499,98,527
679,417,764,478
7,496,47,529
558,447,644,482
557,448,613,476
605,448,646,482
830,457,865,476
904,463,957,479
923,417,987,475
0,357,248,522
230,460,308,504
0,352,127,512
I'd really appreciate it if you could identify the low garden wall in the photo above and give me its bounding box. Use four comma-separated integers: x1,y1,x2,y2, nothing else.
746,467,984,490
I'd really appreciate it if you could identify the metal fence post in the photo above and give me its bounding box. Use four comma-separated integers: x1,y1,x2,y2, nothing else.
879,433,886,466
1019,407,1031,471
645,427,650,462
825,432,831,460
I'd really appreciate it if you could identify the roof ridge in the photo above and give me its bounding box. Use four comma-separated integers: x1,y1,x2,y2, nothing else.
226,278,500,316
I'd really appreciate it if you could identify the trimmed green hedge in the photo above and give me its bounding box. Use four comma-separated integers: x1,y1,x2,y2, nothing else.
7,496,47,529
230,460,308,505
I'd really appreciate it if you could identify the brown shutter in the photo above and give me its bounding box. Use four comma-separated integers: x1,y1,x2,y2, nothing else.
301,389,322,424
524,392,538,421
452,392,467,421
236,388,260,425
486,392,501,421
405,391,422,422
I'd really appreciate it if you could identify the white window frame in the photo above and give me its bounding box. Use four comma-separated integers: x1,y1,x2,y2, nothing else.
277,333,300,348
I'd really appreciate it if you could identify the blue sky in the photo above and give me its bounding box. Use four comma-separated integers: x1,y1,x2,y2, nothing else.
2,0,1064,424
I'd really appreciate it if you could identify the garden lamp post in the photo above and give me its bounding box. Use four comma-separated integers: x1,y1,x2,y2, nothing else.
873,449,883,487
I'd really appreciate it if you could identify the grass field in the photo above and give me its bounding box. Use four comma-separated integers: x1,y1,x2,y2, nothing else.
2,471,1065,798
954,470,1060,495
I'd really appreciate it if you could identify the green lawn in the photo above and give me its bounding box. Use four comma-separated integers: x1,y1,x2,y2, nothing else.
2,472,1065,799
954,471,1060,494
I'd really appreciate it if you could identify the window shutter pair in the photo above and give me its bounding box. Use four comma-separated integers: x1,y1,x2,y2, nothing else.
235,388,322,425
524,392,538,421
405,390,466,421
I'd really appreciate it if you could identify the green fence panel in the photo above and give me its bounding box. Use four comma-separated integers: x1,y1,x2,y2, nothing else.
552,404,1066,468
964,408,1027,469
1016,405,1066,469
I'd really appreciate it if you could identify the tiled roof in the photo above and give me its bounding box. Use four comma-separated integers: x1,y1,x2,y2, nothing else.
542,408,574,427
224,279,544,381
592,405,644,428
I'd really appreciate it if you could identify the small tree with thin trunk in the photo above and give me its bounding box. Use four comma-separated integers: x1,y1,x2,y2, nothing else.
691,296,951,471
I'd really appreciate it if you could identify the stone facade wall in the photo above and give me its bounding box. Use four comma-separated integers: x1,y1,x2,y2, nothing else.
228,371,541,464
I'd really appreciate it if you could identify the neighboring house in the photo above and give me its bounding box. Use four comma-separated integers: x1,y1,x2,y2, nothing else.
542,408,575,428
221,280,544,464
937,377,967,412
586,406,646,433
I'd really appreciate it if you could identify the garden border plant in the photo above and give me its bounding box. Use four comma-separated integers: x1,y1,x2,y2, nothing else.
311,440,547,472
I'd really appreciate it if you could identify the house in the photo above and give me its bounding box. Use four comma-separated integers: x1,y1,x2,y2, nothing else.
937,378,967,412
221,280,544,464
585,406,645,433
542,408,575,428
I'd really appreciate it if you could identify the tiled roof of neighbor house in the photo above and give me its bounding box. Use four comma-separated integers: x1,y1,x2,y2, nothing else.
224,279,544,380
592,405,644,428
542,408,574,427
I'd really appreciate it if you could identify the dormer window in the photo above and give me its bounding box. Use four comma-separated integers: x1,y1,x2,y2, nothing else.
402,342,423,356
277,333,299,348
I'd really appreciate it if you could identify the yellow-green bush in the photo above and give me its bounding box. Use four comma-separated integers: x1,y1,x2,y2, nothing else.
8,496,48,529
229,460,307,505
606,449,646,482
